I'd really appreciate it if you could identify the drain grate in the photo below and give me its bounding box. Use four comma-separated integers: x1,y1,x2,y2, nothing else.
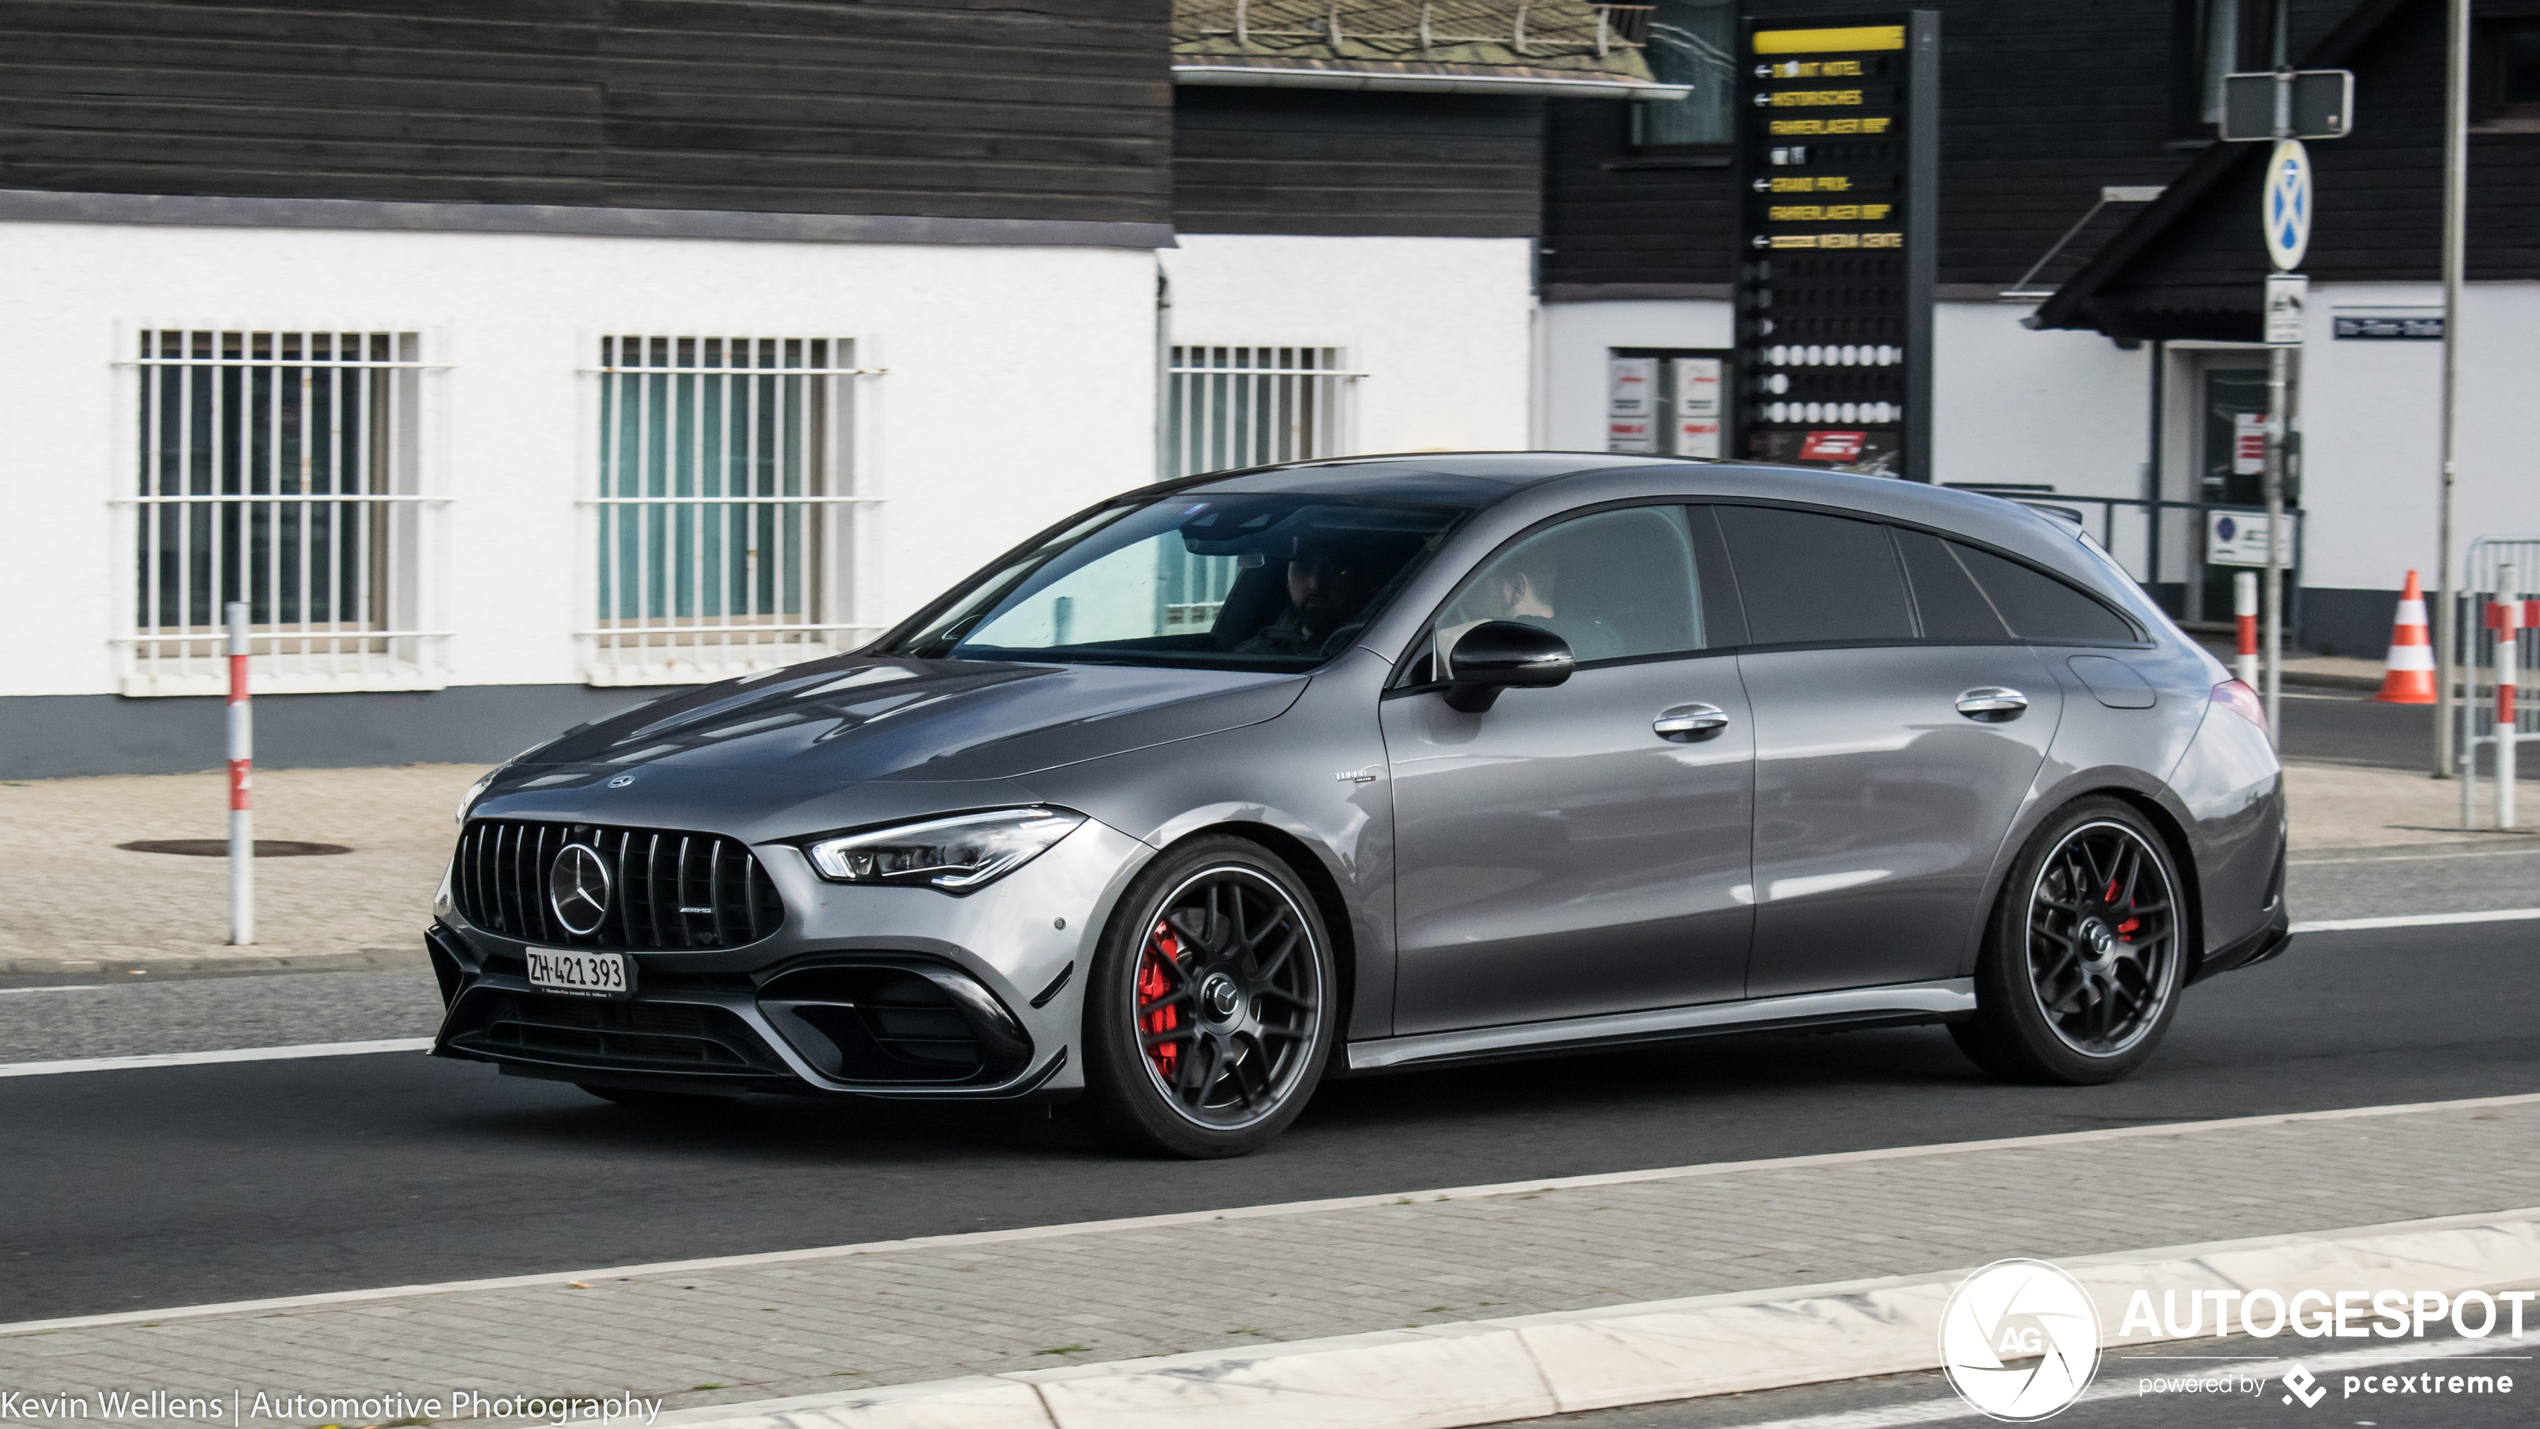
118,839,353,857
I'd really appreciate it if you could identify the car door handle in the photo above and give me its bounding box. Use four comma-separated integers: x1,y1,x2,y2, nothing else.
1955,687,2029,721
1654,703,1731,742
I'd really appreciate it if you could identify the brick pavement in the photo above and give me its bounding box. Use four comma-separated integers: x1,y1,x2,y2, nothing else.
0,765,479,973
2,1098,2535,1427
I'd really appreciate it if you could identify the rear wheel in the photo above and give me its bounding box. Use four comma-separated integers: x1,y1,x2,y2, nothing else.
1952,798,2188,1085
1077,837,1336,1158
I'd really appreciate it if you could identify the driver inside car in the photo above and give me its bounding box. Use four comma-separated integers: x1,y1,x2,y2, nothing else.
1234,534,1383,657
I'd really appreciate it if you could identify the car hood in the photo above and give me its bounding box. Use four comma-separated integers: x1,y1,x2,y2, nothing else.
472,657,1308,834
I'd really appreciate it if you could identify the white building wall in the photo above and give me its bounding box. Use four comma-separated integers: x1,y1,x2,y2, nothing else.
2294,281,2537,594
1538,298,2152,498
1159,235,1535,459
1537,299,1735,453
1931,301,2149,497
0,220,1159,699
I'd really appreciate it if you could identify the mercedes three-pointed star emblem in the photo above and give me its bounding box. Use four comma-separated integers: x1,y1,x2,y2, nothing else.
547,843,613,936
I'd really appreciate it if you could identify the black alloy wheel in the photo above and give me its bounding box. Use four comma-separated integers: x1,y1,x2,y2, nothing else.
1953,798,2188,1085
1079,837,1335,1158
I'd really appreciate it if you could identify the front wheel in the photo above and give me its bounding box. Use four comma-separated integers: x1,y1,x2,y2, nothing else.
1952,798,2189,1085
1077,837,1337,1158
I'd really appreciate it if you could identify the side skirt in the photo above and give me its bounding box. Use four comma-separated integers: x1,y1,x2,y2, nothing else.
1344,980,1975,1075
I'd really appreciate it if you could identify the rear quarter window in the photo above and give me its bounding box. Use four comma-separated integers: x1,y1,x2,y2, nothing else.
1948,542,2138,644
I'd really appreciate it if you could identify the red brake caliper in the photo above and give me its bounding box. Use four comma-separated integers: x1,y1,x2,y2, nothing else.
2106,876,2140,940
1137,921,1182,1079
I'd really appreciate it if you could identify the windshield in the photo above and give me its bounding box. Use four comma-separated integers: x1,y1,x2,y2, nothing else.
882,493,1470,671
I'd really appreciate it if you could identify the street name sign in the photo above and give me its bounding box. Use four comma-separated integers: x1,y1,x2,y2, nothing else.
2219,69,2354,141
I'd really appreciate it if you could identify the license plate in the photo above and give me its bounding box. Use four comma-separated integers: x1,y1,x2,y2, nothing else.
526,947,633,999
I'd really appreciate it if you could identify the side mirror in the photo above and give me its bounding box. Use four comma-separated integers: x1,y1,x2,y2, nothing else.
1443,621,1574,713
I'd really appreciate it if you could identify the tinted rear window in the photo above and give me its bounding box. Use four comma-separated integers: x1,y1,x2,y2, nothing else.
1715,506,1915,646
1896,529,2009,641
1951,543,2137,643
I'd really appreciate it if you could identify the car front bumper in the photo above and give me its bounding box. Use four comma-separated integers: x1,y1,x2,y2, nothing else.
426,815,1152,1100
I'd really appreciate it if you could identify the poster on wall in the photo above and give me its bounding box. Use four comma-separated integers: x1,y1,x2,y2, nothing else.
1671,358,1723,457
1608,358,1658,453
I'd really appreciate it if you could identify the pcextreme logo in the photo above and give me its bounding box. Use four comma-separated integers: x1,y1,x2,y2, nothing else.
1940,1259,2103,1420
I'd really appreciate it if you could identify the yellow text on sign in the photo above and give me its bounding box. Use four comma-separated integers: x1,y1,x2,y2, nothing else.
1770,89,1864,107
1768,204,1894,222
1754,26,1906,54
1768,232,1905,249
1769,117,1893,135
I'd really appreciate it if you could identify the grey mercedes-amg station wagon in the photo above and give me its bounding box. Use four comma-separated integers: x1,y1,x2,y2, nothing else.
430,454,2290,1157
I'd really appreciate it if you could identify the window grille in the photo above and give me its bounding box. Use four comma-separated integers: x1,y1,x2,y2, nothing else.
1161,345,1363,634
119,329,443,696
586,336,876,686
1164,345,1359,479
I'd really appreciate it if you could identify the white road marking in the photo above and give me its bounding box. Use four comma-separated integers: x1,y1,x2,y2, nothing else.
0,985,107,996
2292,846,2540,866
2291,908,2540,933
0,1037,433,1078
1722,1336,2519,1429
3,1089,2535,1338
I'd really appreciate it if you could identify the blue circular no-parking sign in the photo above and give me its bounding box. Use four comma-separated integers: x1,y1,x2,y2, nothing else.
2264,140,2311,271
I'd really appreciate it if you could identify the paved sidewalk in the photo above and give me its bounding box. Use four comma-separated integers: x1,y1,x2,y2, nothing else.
0,765,480,974
3,1096,2536,1427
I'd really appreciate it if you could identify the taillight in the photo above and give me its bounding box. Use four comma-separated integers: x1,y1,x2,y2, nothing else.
2212,679,2266,731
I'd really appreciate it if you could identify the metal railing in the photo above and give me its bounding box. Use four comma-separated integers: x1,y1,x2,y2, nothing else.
113,328,449,695
1945,486,2295,627
583,335,881,686
1183,1,1654,57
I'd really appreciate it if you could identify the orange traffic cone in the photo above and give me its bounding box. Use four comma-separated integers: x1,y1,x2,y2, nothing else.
2375,569,2437,704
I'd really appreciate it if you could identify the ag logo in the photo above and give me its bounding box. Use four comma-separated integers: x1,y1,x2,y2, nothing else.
1939,1259,2101,1420
2282,1364,2326,1408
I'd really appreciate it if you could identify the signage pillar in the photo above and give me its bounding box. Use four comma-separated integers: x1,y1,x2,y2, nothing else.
1733,12,1938,480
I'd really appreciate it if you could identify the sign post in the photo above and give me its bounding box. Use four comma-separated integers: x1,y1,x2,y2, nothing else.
226,601,254,946
2217,11,2353,742
1732,12,1938,480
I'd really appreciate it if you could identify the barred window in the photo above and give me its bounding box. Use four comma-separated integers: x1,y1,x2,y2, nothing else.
123,329,442,696
1160,344,1363,634
587,336,874,686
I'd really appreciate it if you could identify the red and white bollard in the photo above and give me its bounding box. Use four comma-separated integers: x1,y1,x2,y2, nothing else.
226,601,255,945
2499,563,2521,831
2233,571,2259,690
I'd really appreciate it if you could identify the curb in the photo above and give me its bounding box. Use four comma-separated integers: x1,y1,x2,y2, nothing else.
0,947,423,981
650,1208,2540,1429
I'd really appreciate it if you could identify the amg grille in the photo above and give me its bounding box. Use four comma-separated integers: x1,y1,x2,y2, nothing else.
446,992,786,1074
453,819,785,951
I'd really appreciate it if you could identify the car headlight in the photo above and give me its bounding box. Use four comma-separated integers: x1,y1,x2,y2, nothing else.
803,808,1085,892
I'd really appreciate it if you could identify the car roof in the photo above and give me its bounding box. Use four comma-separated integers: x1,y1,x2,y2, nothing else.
1170,452,2100,588
1180,451,1687,503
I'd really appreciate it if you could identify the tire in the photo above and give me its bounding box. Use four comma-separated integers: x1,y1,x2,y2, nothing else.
1952,797,2190,1085
1077,836,1338,1158
577,1084,744,1111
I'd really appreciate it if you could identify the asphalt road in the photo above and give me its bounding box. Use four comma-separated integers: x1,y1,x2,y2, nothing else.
2,914,2534,1324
